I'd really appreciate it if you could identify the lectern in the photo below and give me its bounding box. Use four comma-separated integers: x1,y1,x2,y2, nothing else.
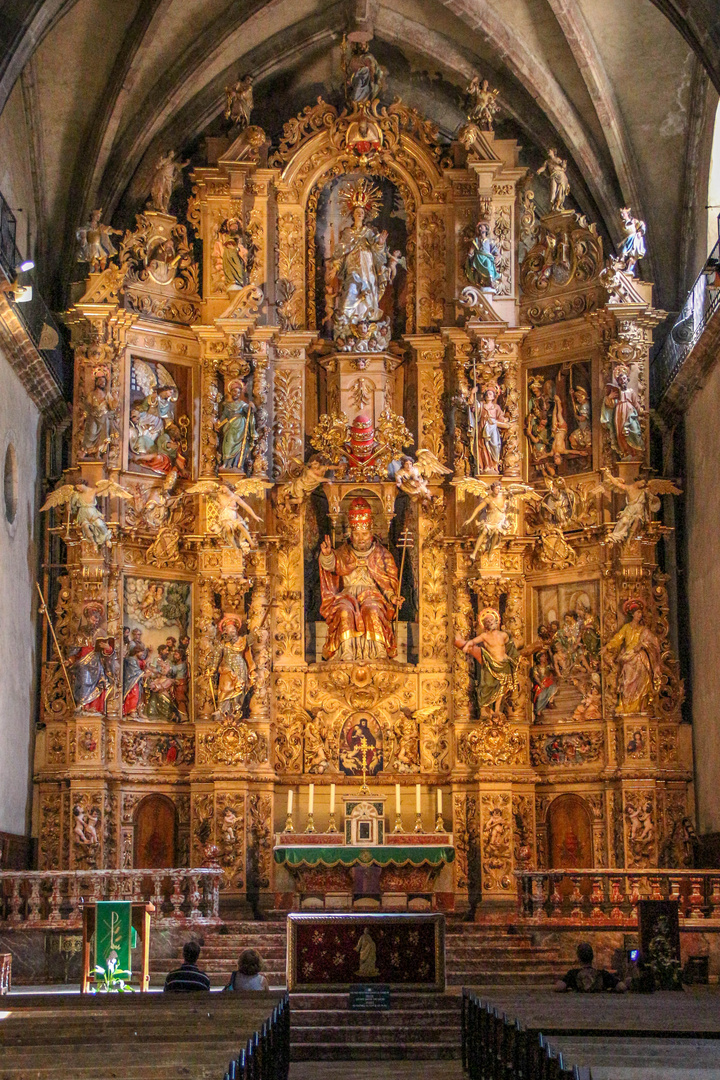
80,901,154,993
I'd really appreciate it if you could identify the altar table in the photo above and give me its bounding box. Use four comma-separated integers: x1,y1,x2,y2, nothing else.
273,844,455,912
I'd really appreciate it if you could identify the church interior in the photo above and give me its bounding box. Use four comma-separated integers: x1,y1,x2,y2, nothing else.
2,0,720,1075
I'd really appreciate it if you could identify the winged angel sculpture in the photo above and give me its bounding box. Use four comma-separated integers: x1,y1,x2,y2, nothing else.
597,469,681,546
183,477,271,551
41,478,133,549
454,477,540,561
394,449,451,502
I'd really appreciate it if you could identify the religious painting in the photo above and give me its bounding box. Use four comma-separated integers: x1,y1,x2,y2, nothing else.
127,356,191,477
133,794,177,869
314,172,407,350
547,794,593,869
531,580,601,722
530,730,603,767
525,360,592,479
122,576,191,723
339,712,383,777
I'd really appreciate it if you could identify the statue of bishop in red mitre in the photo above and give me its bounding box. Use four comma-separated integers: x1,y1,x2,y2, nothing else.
319,497,402,661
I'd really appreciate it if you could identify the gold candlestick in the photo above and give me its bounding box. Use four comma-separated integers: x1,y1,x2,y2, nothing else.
393,814,404,833
327,812,338,834
413,812,423,834
435,813,445,833
305,813,316,834
284,813,295,834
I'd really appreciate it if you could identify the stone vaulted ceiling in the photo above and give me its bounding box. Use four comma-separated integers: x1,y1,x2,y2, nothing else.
0,0,718,311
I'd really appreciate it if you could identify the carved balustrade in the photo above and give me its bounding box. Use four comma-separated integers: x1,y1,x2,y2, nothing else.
516,869,720,923
0,869,223,928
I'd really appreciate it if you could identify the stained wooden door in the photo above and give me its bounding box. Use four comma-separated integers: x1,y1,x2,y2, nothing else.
133,795,177,869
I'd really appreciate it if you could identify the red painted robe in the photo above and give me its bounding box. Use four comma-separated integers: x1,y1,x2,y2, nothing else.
319,538,400,660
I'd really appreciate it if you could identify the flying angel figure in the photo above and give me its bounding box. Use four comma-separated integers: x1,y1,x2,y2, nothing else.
41,477,133,548
183,477,271,551
596,469,681,546
454,477,540,561
394,449,452,502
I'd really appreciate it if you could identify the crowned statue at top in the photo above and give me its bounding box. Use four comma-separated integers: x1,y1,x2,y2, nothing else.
327,179,402,352
319,497,402,662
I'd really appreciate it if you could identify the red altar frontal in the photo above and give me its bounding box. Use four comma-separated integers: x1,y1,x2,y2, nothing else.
286,912,446,992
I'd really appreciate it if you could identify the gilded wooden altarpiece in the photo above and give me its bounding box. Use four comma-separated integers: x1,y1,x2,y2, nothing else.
34,62,691,907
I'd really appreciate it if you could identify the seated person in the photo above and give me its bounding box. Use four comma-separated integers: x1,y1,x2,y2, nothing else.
163,940,211,992
224,948,270,991
555,941,626,992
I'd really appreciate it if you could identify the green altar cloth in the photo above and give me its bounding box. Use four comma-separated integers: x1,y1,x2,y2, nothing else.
273,845,455,868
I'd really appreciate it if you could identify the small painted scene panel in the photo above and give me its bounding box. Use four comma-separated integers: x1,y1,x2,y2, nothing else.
122,576,191,722
525,359,592,479
128,356,191,477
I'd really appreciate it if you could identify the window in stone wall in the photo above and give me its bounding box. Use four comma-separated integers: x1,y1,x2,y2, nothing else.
4,441,18,524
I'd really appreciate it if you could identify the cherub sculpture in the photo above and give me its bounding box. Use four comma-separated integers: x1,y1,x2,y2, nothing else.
536,149,570,212
613,207,646,276
466,77,500,129
394,449,451,502
76,209,121,273
454,477,540,561
148,150,189,214
184,477,270,551
129,469,179,531
224,75,253,129
41,477,133,549
278,456,332,502
596,468,681,547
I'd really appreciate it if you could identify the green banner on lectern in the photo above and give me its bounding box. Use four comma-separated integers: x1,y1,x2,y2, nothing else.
94,901,133,975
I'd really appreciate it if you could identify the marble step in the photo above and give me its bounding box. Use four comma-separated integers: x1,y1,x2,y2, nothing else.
292,1025,458,1046
290,993,459,1010
292,1010,459,1029
290,1043,461,1061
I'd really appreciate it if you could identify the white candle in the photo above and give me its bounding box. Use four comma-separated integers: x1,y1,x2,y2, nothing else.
437,788,443,815
415,784,421,814
308,783,314,815
395,784,401,815
329,784,336,815
287,789,293,815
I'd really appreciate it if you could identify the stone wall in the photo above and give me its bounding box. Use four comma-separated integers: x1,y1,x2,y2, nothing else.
0,345,40,836
685,357,720,834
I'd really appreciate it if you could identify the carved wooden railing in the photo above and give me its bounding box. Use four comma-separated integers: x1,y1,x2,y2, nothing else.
515,869,720,923
0,868,224,928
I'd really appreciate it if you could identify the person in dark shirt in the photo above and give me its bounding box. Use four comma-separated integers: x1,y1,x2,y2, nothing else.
163,940,211,992
554,942,626,992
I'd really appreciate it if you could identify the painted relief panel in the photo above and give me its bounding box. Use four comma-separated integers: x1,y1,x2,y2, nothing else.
525,360,592,479
127,356,191,477
530,580,601,722
547,793,594,869
339,713,384,777
122,576,191,722
314,173,407,348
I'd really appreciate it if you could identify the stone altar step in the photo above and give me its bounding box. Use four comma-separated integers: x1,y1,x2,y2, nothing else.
289,991,462,1061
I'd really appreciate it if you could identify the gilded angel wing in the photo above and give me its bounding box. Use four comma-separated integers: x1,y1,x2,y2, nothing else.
505,483,542,502
95,479,134,501
451,477,490,497
184,480,221,496
154,362,177,391
232,478,275,498
40,484,76,512
646,479,682,497
132,358,158,397
415,448,452,480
